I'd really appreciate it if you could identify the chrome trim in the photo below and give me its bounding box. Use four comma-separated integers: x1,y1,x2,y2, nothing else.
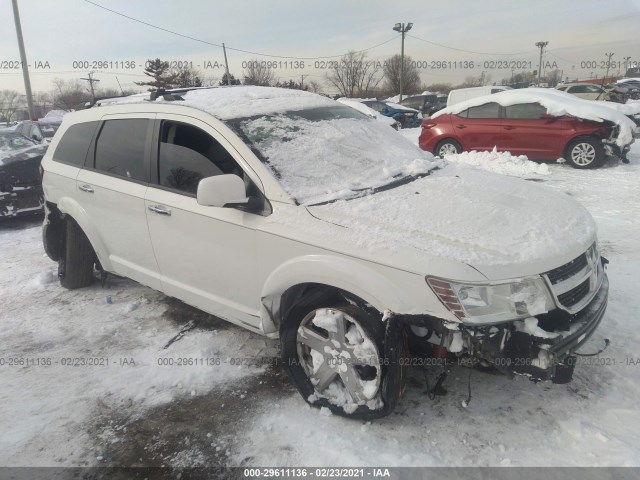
543,244,602,314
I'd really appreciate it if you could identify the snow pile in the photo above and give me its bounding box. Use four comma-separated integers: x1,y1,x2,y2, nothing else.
42,110,67,121
441,147,551,177
238,114,437,205
433,88,637,147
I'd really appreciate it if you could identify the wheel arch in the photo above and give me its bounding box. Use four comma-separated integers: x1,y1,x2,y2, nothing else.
259,255,408,335
55,196,112,271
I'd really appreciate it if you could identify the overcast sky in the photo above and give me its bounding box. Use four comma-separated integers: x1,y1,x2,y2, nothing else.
1,0,640,95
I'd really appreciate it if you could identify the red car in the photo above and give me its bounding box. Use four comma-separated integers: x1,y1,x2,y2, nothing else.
419,100,628,169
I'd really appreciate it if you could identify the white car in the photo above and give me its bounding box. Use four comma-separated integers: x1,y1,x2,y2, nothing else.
41,86,609,418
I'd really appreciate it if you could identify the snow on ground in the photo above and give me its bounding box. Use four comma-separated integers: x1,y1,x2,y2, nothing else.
0,139,639,468
0,235,271,465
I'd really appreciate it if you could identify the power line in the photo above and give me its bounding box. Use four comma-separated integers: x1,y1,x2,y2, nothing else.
82,0,397,59
407,34,533,56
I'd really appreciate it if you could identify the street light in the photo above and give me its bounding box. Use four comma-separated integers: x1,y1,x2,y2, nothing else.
393,22,413,102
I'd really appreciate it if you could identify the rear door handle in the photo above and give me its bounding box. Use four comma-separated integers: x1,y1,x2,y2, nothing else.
504,126,516,130
456,125,467,129
148,205,172,216
78,184,94,193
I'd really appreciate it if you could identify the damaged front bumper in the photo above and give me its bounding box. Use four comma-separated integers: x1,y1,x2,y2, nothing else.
400,262,609,384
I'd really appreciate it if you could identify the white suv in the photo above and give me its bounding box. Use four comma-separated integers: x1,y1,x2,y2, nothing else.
41,86,609,418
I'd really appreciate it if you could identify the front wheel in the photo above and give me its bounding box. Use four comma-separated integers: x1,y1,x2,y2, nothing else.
565,137,605,169
434,139,462,157
281,300,401,419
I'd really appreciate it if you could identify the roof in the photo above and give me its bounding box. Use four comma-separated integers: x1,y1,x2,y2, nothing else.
94,86,336,120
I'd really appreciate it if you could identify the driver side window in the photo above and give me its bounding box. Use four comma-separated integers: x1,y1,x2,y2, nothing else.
157,121,240,195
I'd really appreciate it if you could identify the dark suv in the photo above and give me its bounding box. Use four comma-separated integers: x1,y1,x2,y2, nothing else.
400,94,446,117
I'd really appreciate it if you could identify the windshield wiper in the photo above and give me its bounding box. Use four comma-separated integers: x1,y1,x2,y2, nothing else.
307,168,438,207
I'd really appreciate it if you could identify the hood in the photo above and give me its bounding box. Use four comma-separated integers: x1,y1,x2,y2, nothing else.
308,166,596,280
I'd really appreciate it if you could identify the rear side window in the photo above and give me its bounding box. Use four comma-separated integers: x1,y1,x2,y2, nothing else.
95,119,149,181
504,103,547,119
464,102,500,119
52,121,99,167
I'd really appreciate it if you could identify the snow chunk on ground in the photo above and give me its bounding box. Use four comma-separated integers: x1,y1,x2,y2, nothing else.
441,147,551,177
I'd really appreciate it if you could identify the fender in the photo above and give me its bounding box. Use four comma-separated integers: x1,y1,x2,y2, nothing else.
56,196,113,271
260,254,417,334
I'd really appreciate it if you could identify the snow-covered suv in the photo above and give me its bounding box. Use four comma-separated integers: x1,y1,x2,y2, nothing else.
41,87,609,418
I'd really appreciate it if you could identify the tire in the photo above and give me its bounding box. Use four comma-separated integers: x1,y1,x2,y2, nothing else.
58,218,95,289
281,299,404,419
434,139,462,158
565,136,605,169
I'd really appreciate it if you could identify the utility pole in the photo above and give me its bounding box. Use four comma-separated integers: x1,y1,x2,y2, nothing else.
393,22,413,102
623,56,631,77
300,74,307,89
222,43,230,85
81,72,100,103
11,0,35,120
480,71,486,86
535,41,548,87
602,52,614,87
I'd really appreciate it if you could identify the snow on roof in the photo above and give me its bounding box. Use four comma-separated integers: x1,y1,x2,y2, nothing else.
384,102,420,113
617,77,640,83
177,86,336,120
433,88,637,147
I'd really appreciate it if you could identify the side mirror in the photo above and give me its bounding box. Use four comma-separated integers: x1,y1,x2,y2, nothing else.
197,174,247,208
539,113,557,121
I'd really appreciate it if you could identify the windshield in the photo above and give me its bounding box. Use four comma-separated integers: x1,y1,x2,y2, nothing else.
227,105,437,205
40,124,59,138
0,133,36,152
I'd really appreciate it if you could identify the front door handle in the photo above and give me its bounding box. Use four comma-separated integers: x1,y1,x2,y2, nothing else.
148,205,172,216
456,125,467,129
78,184,94,193
504,126,516,130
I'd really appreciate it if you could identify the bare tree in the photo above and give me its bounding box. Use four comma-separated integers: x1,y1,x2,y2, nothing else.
243,59,278,86
0,90,25,124
306,80,324,94
326,51,383,97
51,79,91,111
424,83,453,94
545,69,562,87
382,54,421,97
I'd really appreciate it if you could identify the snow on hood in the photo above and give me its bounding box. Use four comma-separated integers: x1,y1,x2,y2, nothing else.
384,102,420,113
308,165,596,271
433,88,637,147
177,86,336,120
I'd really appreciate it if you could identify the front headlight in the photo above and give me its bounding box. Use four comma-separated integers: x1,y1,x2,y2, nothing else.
427,276,555,325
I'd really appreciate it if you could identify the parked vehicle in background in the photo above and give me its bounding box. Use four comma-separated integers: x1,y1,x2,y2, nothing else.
556,83,615,101
336,98,401,130
15,120,63,144
360,100,421,128
41,86,609,419
420,89,636,168
0,131,46,218
447,86,512,107
399,94,443,117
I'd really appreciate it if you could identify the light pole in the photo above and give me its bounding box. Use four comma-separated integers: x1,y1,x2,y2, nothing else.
393,22,413,102
11,0,35,120
535,41,548,87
